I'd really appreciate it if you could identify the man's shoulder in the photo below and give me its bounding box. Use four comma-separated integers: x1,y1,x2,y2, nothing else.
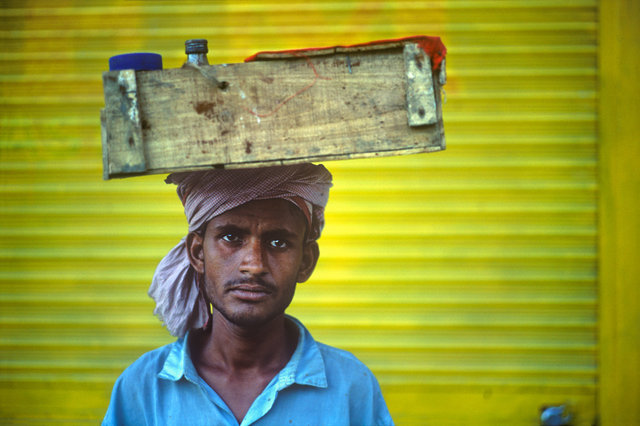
315,341,367,368
313,340,379,384
300,339,394,425
292,317,377,385
103,340,181,425
116,339,176,386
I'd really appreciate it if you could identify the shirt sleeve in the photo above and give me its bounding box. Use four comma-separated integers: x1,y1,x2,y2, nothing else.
372,378,395,426
102,370,148,426
357,368,395,426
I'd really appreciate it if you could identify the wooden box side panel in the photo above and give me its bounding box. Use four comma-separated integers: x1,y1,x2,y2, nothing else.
103,47,444,177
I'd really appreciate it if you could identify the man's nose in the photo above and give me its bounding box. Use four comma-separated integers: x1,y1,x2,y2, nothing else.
239,238,267,275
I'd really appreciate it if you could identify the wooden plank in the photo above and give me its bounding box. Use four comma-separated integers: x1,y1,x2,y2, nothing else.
102,70,146,176
101,42,445,179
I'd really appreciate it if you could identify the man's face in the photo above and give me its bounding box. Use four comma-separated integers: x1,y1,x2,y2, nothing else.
188,199,318,328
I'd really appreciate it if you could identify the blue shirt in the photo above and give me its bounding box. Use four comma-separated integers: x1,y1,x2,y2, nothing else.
103,316,394,425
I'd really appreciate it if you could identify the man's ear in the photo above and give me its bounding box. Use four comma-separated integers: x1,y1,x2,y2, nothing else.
297,241,319,283
186,231,205,274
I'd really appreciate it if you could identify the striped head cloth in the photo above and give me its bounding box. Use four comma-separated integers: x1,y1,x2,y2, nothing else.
148,163,333,337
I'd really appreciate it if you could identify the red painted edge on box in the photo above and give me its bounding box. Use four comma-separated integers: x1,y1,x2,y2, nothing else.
244,35,447,71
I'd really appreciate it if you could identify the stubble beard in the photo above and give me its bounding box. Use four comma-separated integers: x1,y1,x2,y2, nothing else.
201,268,297,329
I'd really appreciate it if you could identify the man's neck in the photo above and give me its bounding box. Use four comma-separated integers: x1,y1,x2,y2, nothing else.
188,313,299,423
192,312,298,373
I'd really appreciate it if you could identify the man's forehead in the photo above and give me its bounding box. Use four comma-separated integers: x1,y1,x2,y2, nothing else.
208,199,306,229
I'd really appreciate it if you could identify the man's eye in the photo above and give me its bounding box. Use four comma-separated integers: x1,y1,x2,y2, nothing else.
221,234,241,243
269,239,288,249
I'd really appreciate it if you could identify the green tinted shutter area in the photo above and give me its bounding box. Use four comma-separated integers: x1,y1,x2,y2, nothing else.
0,1,597,424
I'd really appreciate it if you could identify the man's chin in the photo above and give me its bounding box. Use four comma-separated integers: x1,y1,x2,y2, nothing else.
214,305,282,329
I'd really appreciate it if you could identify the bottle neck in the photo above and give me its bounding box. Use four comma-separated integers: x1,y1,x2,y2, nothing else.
187,53,209,66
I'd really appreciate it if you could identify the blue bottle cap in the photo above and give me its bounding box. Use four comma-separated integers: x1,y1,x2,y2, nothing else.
109,53,163,71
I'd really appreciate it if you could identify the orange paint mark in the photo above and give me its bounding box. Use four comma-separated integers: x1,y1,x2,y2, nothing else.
243,53,331,119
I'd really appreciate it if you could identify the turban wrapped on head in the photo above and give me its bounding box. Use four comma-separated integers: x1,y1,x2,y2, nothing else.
148,163,333,337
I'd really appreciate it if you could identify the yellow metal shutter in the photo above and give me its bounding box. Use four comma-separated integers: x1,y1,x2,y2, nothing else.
0,1,597,424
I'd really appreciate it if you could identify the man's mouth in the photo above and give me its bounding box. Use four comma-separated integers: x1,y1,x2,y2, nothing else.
227,283,273,302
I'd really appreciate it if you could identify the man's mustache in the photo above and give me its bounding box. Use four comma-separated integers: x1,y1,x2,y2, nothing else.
224,277,276,292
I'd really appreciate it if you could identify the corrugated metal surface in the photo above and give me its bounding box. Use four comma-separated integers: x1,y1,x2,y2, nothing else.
0,1,597,424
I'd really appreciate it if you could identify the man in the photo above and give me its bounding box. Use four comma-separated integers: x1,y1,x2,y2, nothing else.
103,163,393,425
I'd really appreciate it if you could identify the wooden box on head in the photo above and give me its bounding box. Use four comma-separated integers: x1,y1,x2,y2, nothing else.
100,37,447,180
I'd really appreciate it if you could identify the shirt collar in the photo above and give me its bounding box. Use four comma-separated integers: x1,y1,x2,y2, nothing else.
157,332,192,382
157,315,328,389
274,315,327,389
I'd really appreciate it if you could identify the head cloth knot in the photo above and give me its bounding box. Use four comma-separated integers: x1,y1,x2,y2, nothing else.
148,163,333,337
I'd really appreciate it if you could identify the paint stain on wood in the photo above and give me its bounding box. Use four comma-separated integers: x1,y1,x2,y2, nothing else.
196,138,217,154
193,101,217,120
245,140,253,154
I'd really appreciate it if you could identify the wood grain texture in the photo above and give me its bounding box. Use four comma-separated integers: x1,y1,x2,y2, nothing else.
101,45,444,178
